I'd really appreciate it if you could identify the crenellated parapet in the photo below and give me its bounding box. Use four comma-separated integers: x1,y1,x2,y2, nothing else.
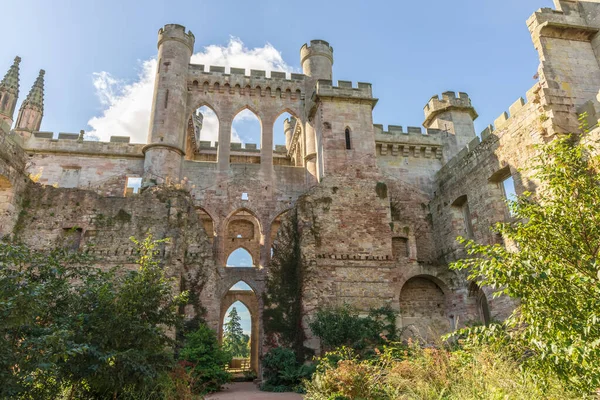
423,91,478,128
374,124,443,159
22,131,144,158
300,39,334,80
315,80,374,100
157,24,195,52
187,64,305,101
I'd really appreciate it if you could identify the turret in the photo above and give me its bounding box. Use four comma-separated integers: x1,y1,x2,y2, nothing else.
300,40,333,80
0,56,21,134
284,116,296,150
143,24,195,184
15,69,45,138
423,91,478,162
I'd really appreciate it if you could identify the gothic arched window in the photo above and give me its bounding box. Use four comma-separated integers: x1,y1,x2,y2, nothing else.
345,128,351,150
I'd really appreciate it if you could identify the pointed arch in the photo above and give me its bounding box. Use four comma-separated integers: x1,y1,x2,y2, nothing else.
229,280,254,291
226,247,254,267
345,126,352,150
191,104,220,148
220,286,259,372
231,107,262,150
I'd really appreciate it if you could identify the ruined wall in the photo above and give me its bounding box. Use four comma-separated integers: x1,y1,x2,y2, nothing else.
12,184,225,329
0,133,28,236
21,134,145,195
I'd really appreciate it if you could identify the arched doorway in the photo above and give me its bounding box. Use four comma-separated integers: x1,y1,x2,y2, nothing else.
220,281,259,373
468,282,491,326
399,276,451,341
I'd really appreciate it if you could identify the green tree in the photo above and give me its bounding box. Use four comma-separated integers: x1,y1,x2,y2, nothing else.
263,209,311,361
309,304,397,353
179,323,231,394
222,307,250,358
451,132,600,394
0,235,188,399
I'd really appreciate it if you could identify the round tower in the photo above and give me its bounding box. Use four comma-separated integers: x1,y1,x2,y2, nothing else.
300,40,333,80
143,24,195,184
283,116,296,150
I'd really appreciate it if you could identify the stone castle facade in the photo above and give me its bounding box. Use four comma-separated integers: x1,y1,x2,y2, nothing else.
1,0,599,371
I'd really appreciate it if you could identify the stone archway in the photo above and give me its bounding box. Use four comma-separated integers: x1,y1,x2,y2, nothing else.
219,283,260,373
224,209,262,268
399,275,451,341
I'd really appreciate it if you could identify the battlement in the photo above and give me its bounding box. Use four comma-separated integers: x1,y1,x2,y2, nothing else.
197,141,288,154
423,91,478,127
22,131,144,157
157,24,195,52
300,40,334,64
528,2,599,41
315,80,375,101
188,64,305,82
480,86,537,140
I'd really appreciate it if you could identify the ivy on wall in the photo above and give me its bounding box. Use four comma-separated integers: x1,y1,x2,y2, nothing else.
262,209,312,361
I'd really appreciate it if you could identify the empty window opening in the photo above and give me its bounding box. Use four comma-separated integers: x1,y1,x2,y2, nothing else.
232,109,261,150
236,234,243,238
241,192,249,201
226,248,253,267
274,112,294,150
501,175,517,202
230,281,253,291
452,195,473,239
345,128,352,150
125,177,142,196
195,105,220,147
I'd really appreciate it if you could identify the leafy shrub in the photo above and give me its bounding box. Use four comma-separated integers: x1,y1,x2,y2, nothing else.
0,236,186,400
304,343,577,400
179,323,231,394
260,347,314,393
450,128,600,394
309,304,397,353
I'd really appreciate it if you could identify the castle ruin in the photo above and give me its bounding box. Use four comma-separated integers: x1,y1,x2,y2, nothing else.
1,0,599,372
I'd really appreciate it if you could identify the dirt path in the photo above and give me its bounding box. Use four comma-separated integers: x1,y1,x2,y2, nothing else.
205,382,303,400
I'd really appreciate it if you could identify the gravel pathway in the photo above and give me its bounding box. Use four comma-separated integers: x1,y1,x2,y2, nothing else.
205,382,303,399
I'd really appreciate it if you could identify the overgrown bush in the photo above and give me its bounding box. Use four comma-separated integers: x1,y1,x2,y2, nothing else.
263,209,312,361
178,323,231,395
450,126,600,394
309,304,397,354
304,343,577,400
260,347,314,393
0,236,187,399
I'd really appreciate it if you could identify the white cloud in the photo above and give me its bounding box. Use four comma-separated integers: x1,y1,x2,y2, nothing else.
87,37,295,144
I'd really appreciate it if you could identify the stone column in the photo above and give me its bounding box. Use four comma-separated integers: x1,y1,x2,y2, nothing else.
260,116,274,167
304,120,318,184
217,115,232,172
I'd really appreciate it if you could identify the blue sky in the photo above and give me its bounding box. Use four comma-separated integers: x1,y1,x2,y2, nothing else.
1,0,553,144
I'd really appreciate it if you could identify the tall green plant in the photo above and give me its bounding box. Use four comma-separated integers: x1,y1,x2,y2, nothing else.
0,235,188,399
450,130,600,394
263,209,311,361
